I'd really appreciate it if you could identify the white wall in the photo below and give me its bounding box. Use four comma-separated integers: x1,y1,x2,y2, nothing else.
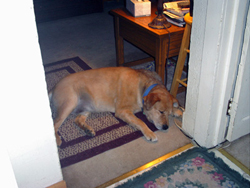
0,0,63,187
183,0,249,147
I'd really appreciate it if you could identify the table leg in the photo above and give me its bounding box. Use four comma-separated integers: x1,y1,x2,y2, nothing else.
114,16,124,66
155,38,168,85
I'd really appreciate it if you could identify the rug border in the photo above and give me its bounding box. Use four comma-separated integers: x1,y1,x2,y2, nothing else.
45,66,76,75
44,56,92,70
113,147,250,188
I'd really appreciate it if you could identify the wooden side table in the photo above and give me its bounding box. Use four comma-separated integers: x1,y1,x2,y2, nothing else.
110,4,184,83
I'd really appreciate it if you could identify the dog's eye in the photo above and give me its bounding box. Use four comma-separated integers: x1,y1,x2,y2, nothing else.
159,111,164,114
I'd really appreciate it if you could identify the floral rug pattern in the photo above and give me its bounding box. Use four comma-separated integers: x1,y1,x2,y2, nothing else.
115,148,250,188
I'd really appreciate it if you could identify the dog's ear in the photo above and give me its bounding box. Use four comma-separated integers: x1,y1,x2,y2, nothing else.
143,93,161,110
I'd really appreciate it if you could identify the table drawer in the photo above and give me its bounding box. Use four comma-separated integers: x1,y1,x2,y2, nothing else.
119,19,183,57
119,19,157,56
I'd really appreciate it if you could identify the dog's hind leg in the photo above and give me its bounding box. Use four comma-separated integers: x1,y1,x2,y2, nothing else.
74,112,96,136
53,96,78,146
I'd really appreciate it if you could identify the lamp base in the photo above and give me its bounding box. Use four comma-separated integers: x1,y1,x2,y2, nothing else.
148,14,171,29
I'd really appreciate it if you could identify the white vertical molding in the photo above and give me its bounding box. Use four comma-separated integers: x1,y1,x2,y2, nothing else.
182,0,208,138
0,0,63,187
183,0,248,147
192,0,225,147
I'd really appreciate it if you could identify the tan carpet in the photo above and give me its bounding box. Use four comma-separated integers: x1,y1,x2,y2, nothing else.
62,115,190,188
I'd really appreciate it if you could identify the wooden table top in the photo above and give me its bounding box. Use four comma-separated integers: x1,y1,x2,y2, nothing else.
110,3,184,37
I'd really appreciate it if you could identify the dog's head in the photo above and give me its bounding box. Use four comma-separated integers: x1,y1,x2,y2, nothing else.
143,90,182,130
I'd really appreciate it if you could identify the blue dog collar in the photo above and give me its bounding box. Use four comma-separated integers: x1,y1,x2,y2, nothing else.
142,84,158,105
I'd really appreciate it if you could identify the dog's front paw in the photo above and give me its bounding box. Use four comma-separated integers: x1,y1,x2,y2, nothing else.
85,127,96,137
145,131,158,142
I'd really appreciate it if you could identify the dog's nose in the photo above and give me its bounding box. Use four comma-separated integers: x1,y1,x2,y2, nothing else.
162,124,169,130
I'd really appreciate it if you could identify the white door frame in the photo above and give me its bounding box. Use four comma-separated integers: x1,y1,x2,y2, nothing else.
182,0,249,148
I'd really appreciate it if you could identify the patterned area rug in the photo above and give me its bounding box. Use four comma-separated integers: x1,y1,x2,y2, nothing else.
113,147,250,188
44,57,157,168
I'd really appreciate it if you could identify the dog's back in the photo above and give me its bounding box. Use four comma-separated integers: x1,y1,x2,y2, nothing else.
136,69,163,84
49,67,143,113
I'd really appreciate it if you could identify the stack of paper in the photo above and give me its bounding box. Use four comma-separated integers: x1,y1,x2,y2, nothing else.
163,1,189,27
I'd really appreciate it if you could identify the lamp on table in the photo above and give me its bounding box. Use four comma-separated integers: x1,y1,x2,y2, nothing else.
148,0,171,29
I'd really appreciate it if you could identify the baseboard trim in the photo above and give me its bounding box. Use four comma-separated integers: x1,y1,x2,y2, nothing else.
46,180,67,188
